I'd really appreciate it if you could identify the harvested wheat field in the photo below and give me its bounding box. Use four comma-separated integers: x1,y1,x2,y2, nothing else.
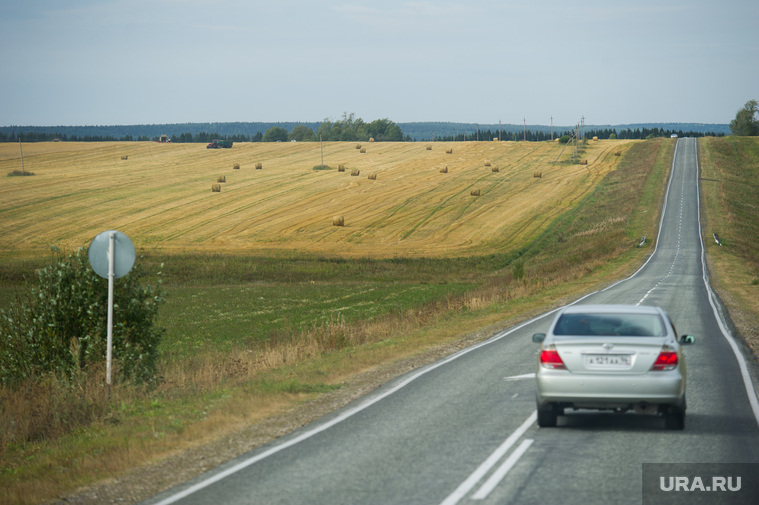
0,140,634,259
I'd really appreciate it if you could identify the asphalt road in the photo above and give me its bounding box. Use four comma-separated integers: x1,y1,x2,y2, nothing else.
142,138,759,505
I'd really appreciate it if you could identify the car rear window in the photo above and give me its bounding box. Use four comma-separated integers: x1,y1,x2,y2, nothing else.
553,313,667,337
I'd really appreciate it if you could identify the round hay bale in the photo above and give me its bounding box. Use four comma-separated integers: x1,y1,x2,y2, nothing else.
367,173,377,180
121,155,128,160
369,138,375,142
355,143,362,149
446,147,453,154
211,184,221,192
360,147,366,153
333,216,345,227
470,189,481,196
351,169,360,176
593,136,599,141
234,163,240,170
533,171,542,178
491,166,499,172
580,159,588,165
484,159,491,166
439,166,448,173
338,164,346,172
217,175,226,183
255,162,263,169
426,145,432,150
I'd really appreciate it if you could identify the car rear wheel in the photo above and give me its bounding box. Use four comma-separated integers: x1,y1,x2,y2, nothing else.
537,402,558,427
665,397,686,430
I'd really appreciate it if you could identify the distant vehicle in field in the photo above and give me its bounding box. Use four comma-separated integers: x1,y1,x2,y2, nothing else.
207,139,233,149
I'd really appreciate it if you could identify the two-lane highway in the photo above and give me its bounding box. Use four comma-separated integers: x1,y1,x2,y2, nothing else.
143,138,759,505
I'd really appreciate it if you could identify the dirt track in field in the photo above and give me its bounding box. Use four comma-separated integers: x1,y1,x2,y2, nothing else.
0,140,634,258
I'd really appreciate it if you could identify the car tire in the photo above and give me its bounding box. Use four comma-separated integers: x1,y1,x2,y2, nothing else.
665,399,686,430
537,403,558,427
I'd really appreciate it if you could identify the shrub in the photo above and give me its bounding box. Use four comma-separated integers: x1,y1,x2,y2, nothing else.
0,248,164,385
511,259,525,281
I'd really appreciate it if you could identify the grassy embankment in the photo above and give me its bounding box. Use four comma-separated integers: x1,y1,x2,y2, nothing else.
699,136,759,353
0,138,672,504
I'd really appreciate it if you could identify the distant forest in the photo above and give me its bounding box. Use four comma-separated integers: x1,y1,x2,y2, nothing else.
0,121,729,143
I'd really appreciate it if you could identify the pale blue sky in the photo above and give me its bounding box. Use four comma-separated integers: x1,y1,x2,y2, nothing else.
2,0,757,126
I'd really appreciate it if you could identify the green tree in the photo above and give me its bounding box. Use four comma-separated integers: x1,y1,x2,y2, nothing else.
0,248,164,385
367,118,403,141
262,126,289,142
730,100,759,136
288,124,315,142
315,114,402,141
316,118,333,141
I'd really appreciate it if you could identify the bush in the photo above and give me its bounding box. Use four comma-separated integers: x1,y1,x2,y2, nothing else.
511,259,525,281
0,248,164,385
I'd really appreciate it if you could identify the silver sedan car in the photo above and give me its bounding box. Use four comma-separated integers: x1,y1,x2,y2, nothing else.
532,304,694,429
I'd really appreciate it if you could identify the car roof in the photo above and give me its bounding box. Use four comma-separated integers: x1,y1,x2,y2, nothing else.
559,304,662,315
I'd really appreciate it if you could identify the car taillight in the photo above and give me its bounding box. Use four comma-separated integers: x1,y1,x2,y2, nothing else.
651,346,678,371
540,346,566,370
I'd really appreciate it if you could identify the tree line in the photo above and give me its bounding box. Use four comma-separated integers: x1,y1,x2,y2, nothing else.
1,116,735,144
433,126,723,142
0,115,408,143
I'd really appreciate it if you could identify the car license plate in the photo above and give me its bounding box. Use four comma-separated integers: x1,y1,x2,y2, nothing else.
583,354,631,367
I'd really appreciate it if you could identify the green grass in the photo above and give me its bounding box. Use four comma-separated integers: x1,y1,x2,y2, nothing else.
157,280,472,360
699,136,759,270
698,136,759,353
515,138,671,276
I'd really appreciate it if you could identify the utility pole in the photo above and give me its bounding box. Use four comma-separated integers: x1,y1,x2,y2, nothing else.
550,116,554,141
523,118,526,141
581,116,585,143
19,136,25,175
499,120,502,141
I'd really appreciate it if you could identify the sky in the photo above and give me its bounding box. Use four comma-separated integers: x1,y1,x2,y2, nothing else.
1,0,757,127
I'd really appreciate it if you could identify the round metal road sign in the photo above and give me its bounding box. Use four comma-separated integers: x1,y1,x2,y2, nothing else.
88,230,136,279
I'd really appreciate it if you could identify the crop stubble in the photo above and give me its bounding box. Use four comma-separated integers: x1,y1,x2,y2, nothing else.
0,140,632,259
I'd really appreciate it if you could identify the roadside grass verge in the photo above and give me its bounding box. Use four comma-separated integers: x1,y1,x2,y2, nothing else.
698,136,759,353
0,139,674,505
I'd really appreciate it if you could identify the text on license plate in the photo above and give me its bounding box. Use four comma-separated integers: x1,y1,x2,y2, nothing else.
583,354,632,367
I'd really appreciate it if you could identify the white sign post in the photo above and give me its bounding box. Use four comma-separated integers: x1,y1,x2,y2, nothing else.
88,230,135,388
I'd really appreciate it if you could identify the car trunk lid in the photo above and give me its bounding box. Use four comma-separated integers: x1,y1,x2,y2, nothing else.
553,337,666,375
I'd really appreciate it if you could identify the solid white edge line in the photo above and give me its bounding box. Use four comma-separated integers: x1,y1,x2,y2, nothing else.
472,439,534,500
504,373,536,381
694,138,759,428
601,137,680,294
439,411,537,505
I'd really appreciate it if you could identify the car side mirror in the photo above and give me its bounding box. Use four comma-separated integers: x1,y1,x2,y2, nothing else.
679,335,695,345
532,333,546,343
